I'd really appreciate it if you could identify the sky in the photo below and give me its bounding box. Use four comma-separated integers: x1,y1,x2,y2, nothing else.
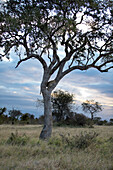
0,50,113,120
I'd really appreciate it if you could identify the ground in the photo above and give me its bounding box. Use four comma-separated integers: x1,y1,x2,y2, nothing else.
0,125,113,170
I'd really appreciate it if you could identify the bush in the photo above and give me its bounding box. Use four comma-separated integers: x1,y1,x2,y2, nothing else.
74,113,88,126
60,131,98,149
54,113,89,127
6,131,29,146
48,137,62,146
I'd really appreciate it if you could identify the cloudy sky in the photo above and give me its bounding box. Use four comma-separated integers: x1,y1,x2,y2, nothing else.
0,49,113,120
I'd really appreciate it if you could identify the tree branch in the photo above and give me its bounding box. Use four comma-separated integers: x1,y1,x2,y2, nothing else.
15,53,47,70
15,56,32,68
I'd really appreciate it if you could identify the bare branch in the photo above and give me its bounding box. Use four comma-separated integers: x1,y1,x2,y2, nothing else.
99,59,113,69
94,65,113,72
16,53,47,70
15,56,32,68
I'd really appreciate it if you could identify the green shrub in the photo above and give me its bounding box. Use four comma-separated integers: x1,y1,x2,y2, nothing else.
6,131,29,146
75,131,98,149
60,131,98,149
48,136,62,146
107,137,113,143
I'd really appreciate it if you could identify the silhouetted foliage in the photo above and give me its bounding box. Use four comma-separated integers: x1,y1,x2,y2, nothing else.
110,119,113,123
61,113,90,127
8,109,22,124
109,118,113,125
82,100,102,120
74,113,88,126
0,107,6,115
52,90,74,122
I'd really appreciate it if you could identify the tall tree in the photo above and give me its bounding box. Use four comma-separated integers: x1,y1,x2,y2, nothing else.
52,90,74,121
0,0,113,139
82,100,102,120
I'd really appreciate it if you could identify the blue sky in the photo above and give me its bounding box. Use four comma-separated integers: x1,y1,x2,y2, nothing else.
0,52,113,120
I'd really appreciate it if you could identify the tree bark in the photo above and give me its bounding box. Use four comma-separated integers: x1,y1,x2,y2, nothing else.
39,89,53,139
91,112,94,120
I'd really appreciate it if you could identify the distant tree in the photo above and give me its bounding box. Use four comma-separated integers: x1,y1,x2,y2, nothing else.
110,118,113,123
38,115,44,124
0,108,7,124
102,120,108,125
29,114,35,124
82,100,102,120
52,90,74,122
8,109,22,124
109,118,113,125
0,0,113,139
20,113,31,122
59,112,89,126
30,114,34,120
0,107,6,115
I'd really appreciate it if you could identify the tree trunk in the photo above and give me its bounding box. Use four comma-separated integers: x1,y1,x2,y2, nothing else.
91,112,94,120
39,89,52,139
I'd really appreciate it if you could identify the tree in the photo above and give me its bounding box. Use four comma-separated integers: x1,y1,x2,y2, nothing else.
0,0,113,139
0,107,6,115
110,118,113,123
52,90,74,122
8,109,22,124
82,100,102,120
0,107,7,124
109,118,113,125
20,113,30,121
20,113,35,124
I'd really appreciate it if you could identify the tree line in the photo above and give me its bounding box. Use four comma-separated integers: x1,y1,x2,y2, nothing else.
0,90,113,126
51,90,113,126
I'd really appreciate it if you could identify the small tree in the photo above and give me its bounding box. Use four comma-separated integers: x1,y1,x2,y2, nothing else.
8,109,22,124
82,100,102,120
52,90,74,122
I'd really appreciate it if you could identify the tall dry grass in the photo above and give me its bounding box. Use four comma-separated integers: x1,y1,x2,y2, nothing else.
0,125,113,170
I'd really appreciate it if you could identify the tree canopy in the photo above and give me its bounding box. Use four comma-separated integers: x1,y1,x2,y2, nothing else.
8,109,22,124
0,0,113,85
82,100,102,120
52,90,74,121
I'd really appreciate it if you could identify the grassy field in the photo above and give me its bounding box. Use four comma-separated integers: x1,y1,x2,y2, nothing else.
0,125,113,170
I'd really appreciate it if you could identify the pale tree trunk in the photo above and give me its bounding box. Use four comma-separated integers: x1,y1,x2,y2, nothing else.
39,67,62,139
39,89,53,139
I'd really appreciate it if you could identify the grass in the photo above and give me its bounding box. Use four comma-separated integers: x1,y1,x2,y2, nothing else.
0,125,113,170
